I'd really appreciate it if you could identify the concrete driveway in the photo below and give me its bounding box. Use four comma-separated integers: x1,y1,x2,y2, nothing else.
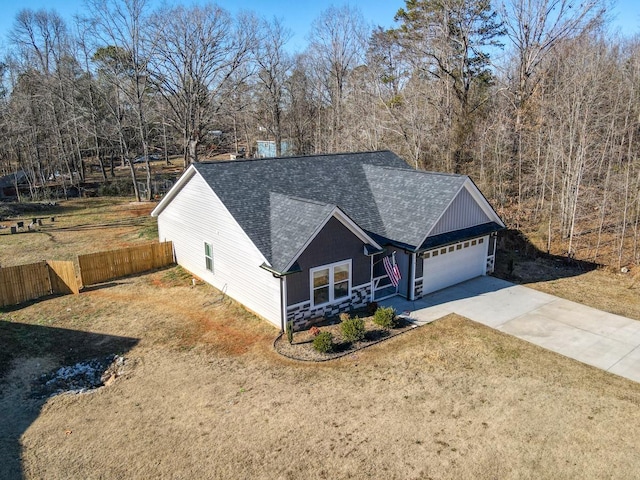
382,276,640,383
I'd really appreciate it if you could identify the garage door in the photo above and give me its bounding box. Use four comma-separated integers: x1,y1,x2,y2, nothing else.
422,236,488,295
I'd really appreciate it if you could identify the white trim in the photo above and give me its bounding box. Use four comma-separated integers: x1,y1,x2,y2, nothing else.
151,165,196,217
204,241,214,273
370,254,374,303
416,179,505,249
281,207,382,273
310,259,352,308
410,253,416,301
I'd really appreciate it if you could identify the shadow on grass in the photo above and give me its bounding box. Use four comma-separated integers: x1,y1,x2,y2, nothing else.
493,229,598,284
0,321,139,480
364,329,390,342
0,293,71,313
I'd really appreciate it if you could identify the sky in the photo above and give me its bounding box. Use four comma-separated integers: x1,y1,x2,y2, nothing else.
0,0,638,53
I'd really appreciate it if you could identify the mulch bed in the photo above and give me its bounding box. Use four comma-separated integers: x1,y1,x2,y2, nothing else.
274,316,417,362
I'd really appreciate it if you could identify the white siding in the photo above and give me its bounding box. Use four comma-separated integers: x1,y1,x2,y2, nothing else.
157,173,282,328
430,187,491,236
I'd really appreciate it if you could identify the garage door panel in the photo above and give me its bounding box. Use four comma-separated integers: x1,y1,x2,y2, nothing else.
422,237,488,294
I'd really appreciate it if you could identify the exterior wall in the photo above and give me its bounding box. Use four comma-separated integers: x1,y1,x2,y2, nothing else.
430,187,491,236
395,250,410,298
157,173,282,328
286,216,370,306
286,284,371,329
415,254,424,278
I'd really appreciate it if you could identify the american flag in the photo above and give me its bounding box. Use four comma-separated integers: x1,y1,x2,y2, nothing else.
383,255,402,287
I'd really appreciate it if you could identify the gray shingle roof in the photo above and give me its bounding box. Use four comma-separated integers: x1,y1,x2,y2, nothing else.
192,150,486,272
269,193,336,272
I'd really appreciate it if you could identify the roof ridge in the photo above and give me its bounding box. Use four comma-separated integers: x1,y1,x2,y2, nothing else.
273,192,334,208
369,164,467,178
196,150,394,166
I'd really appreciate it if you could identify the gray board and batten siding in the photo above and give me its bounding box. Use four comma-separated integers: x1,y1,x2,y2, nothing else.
286,216,370,306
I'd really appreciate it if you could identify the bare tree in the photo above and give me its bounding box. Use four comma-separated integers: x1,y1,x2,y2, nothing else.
307,5,368,152
149,4,255,166
253,17,292,157
88,0,155,199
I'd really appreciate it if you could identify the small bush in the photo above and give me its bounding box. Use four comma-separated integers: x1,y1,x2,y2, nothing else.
286,321,294,344
373,306,396,329
366,301,378,315
312,331,334,353
340,316,366,343
309,326,321,337
339,312,351,323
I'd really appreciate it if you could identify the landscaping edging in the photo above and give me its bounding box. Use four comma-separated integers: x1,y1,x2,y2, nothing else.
273,320,419,362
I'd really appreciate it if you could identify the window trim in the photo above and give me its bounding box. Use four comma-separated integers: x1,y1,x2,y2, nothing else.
204,241,214,273
310,259,352,308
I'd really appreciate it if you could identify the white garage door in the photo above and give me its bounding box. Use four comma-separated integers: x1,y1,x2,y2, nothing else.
422,236,488,295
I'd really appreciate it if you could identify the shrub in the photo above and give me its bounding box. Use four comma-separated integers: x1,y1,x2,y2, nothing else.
340,316,366,343
309,326,321,337
373,306,396,329
339,312,351,323
286,321,294,344
366,301,378,315
312,331,334,353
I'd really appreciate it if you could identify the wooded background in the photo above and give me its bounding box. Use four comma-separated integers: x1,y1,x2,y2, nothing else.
0,0,638,268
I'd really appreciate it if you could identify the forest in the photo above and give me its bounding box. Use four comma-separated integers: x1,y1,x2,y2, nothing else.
0,0,638,269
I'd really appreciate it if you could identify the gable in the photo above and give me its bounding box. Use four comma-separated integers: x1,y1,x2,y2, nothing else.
429,186,492,236
286,216,371,306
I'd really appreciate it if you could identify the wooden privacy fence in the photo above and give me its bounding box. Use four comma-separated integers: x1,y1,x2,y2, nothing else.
78,241,174,287
0,242,173,308
0,260,78,307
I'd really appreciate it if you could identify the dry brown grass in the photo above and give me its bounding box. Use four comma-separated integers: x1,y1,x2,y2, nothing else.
2,268,640,479
2,199,640,479
0,198,157,266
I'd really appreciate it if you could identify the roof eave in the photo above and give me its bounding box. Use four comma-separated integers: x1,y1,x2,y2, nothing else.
150,165,197,217
279,206,383,273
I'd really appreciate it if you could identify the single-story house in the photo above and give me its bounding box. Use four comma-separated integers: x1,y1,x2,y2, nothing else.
151,151,505,330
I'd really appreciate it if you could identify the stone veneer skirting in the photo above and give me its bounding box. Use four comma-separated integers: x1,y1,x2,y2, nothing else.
287,284,372,329
414,277,424,299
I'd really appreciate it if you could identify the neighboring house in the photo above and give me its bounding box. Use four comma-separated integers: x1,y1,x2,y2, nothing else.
151,151,505,330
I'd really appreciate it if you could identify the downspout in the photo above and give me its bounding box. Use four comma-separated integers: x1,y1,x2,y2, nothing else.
280,276,287,332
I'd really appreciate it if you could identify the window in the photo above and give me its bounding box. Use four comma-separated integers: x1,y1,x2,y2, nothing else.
456,244,462,250
471,239,477,246
479,238,484,244
464,242,469,248
311,261,351,307
448,246,455,252
204,242,214,273
423,252,431,259
440,248,447,255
